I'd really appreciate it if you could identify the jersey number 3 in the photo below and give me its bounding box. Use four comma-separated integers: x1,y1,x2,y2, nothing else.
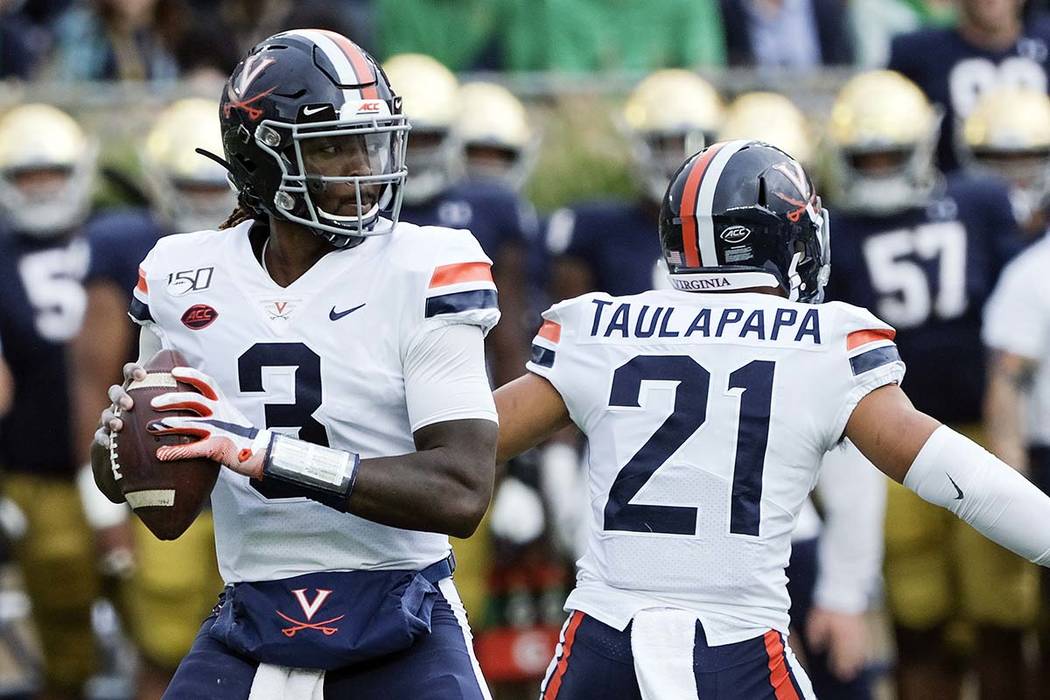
239,342,329,500
604,355,774,537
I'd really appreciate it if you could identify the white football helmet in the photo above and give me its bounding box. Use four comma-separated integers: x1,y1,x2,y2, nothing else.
142,98,237,233
959,88,1050,225
718,92,815,168
381,54,463,205
0,104,97,236
621,69,724,202
456,81,538,192
826,70,942,214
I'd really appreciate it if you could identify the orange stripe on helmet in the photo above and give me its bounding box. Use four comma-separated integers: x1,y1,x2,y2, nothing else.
136,267,148,294
847,328,896,351
318,30,379,100
678,143,724,269
428,262,493,288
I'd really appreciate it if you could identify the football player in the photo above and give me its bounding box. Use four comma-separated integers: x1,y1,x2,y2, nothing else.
959,87,1050,238
824,70,1033,700
0,103,101,699
70,97,231,699
982,218,1050,689
545,69,724,302
718,92,883,700
91,30,498,698
888,0,1050,173
457,81,540,194
492,139,1050,699
384,54,534,389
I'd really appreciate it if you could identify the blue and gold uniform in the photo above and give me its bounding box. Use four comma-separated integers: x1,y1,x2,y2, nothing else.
889,22,1050,173
0,222,98,693
84,208,224,671
828,173,1035,631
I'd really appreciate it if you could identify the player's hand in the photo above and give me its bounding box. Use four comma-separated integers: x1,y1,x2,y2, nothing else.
94,363,147,448
147,367,267,479
805,607,868,682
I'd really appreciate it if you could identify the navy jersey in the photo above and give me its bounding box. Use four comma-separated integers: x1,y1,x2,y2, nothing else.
0,228,90,477
85,207,165,299
399,178,537,261
888,23,1050,172
545,200,663,297
827,174,1023,423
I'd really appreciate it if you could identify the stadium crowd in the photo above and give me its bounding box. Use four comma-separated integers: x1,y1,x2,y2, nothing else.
1,0,1050,698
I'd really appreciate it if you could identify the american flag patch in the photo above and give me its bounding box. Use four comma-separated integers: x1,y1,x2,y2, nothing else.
666,251,683,265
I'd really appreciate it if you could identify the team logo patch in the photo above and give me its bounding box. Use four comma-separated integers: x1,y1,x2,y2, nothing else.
261,298,301,321
720,225,752,244
276,588,345,638
181,304,218,330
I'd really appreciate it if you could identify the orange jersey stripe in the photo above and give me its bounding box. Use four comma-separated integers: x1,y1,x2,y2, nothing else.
678,143,724,268
538,320,561,344
544,611,584,698
319,30,379,100
428,262,493,288
764,630,801,700
136,268,148,294
846,328,896,351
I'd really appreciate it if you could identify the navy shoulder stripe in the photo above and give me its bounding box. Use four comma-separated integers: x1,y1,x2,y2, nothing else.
425,289,498,318
530,344,556,368
850,345,900,376
129,298,153,323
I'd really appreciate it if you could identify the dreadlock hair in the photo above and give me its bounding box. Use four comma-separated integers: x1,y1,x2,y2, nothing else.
219,193,262,230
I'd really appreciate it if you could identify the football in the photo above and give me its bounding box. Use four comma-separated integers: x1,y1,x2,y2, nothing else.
110,349,219,540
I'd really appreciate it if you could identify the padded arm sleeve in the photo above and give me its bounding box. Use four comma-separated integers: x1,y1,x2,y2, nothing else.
905,425,1050,566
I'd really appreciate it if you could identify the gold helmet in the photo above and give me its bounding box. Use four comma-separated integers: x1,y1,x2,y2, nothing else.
960,88,1050,224
0,103,97,236
718,92,814,167
455,81,538,192
142,98,236,233
621,69,724,202
826,70,942,214
382,53,462,204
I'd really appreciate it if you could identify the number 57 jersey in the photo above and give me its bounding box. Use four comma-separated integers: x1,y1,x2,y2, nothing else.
527,289,904,645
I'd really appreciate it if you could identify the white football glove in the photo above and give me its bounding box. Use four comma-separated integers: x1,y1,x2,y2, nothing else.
148,367,268,479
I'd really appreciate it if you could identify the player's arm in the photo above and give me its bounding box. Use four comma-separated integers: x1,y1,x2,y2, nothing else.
487,241,531,388
984,349,1036,472
493,373,571,463
846,384,1050,565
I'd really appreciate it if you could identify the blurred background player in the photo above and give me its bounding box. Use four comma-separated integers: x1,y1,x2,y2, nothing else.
70,97,231,700
824,69,1033,700
958,87,1050,238
384,53,533,390
982,204,1050,691
718,91,886,700
0,103,101,699
545,69,724,303
888,0,1050,173
457,81,540,195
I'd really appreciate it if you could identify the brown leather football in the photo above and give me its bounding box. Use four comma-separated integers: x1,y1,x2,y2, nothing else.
110,349,219,540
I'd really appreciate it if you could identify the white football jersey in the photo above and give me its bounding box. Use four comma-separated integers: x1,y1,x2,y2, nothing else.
983,234,1050,447
527,289,904,645
131,219,499,583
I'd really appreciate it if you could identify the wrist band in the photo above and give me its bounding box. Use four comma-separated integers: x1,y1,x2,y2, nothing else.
260,432,360,512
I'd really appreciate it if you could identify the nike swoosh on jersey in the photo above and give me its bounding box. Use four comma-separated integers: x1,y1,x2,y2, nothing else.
329,303,366,321
946,473,964,500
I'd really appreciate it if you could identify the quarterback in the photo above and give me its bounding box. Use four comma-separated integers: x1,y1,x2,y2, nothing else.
91,30,497,698
494,141,1050,699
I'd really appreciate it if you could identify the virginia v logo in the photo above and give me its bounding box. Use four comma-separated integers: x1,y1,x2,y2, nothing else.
292,588,332,621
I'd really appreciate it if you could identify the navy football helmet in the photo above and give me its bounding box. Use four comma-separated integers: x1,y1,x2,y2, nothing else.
659,140,830,303
219,29,409,247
